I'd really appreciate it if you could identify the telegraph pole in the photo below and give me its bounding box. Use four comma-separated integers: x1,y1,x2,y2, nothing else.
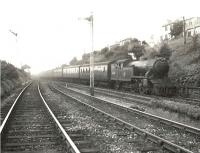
89,13,94,96
79,13,94,96
183,16,186,44
9,30,22,67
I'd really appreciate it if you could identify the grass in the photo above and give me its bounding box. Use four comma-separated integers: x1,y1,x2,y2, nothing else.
167,36,200,87
1,60,30,98
152,99,200,119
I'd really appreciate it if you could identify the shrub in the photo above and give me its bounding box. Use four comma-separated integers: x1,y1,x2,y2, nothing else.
159,43,172,60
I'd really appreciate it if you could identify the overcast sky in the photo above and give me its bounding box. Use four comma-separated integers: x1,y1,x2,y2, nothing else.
0,0,199,74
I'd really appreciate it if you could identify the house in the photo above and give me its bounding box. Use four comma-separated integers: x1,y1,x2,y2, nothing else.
162,17,200,40
119,38,132,46
109,38,133,50
109,42,120,50
186,17,200,37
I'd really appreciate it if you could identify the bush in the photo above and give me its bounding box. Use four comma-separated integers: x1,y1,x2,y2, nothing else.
152,99,200,119
190,34,200,52
1,60,30,98
159,43,172,60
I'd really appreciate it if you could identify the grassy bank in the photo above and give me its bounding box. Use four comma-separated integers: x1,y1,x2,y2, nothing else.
1,60,30,98
152,99,200,119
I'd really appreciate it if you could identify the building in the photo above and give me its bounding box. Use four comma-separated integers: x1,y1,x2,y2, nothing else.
119,38,132,46
186,17,200,36
109,42,120,50
109,38,133,50
162,17,200,40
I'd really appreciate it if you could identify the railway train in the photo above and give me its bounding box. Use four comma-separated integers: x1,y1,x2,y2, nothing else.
41,57,176,96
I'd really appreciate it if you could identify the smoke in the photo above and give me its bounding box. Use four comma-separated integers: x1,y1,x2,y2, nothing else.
140,45,159,60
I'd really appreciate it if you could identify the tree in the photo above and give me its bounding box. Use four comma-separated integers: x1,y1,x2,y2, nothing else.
170,21,183,38
159,43,171,60
190,34,200,52
21,64,31,71
128,38,144,60
69,57,78,65
100,47,109,55
82,53,90,64
1,61,19,80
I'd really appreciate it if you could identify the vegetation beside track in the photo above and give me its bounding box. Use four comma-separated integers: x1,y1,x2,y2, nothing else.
1,60,30,99
152,98,200,119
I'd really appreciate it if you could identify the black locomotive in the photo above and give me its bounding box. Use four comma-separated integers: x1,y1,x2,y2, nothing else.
41,57,175,96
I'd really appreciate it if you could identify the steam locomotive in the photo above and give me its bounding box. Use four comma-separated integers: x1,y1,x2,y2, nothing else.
41,57,176,96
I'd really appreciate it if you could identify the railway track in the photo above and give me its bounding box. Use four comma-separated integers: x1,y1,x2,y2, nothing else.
50,82,200,153
64,82,200,124
68,83,200,106
0,82,98,153
55,82,200,128
0,85,30,124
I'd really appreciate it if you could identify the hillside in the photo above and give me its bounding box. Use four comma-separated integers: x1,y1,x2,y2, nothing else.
167,36,200,86
1,60,30,98
70,39,147,65
69,36,200,87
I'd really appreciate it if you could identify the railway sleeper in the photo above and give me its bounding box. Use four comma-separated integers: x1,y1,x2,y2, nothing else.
10,124,53,128
138,145,160,153
7,134,58,139
79,148,99,153
2,149,63,153
162,143,182,153
3,141,58,148
74,140,92,148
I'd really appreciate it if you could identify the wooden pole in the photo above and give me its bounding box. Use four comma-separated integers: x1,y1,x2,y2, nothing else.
90,13,94,96
183,16,186,44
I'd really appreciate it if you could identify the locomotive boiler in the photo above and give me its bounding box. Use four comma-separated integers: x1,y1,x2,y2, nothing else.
128,58,175,96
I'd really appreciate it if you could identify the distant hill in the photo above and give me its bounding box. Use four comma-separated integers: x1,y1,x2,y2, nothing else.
1,60,30,98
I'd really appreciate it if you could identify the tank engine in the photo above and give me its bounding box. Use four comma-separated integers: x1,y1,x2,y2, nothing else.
129,58,175,96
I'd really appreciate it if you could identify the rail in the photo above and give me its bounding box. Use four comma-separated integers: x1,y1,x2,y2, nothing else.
52,85,195,153
38,84,81,153
0,82,32,134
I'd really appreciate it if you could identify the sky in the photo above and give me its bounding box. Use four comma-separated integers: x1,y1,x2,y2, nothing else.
0,0,199,74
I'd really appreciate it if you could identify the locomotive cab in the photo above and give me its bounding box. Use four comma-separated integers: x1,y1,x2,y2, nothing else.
111,59,133,89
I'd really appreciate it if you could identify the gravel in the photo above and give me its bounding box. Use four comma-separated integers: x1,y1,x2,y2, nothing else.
51,81,200,153
41,81,164,153
61,81,200,129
